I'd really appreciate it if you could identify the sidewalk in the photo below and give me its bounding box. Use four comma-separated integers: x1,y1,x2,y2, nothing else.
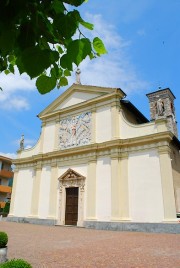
0,222,180,268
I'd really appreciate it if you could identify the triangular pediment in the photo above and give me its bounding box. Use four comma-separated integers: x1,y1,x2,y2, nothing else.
38,83,125,119
58,168,85,181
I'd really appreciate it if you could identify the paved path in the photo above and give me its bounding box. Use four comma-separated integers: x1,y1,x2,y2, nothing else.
0,222,180,268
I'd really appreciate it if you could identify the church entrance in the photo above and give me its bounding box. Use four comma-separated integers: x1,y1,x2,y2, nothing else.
65,187,78,225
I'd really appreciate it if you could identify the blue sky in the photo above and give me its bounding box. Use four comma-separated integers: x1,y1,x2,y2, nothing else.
0,0,180,158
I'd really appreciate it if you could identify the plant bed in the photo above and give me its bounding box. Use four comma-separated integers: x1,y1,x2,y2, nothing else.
0,258,32,267
0,231,8,263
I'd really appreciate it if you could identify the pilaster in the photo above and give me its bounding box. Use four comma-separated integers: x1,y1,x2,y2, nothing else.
8,168,18,216
111,149,121,220
111,100,120,140
86,153,97,220
29,162,42,217
47,160,58,219
91,107,96,144
158,145,177,221
119,152,130,220
54,118,60,150
155,118,168,133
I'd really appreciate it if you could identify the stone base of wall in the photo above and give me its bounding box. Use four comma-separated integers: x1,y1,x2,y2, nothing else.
84,221,180,234
6,217,180,233
7,216,56,226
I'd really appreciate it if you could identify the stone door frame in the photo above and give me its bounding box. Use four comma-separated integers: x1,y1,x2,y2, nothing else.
57,168,85,227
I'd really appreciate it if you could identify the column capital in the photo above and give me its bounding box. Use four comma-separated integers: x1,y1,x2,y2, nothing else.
158,145,171,155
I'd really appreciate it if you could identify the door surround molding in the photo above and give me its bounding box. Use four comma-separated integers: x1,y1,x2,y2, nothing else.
57,168,85,226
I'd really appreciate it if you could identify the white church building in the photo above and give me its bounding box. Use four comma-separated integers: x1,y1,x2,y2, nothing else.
8,83,180,229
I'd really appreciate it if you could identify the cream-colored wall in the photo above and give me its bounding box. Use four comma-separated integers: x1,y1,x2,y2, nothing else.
128,149,164,222
43,122,56,153
38,166,51,219
119,111,170,139
58,164,87,178
96,157,111,221
96,106,111,142
13,168,33,217
55,92,100,110
170,143,180,213
120,111,158,139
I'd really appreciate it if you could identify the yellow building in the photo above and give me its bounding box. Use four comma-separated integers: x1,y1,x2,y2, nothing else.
8,84,180,229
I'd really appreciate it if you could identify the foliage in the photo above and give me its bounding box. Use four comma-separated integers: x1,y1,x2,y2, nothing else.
0,0,107,94
0,259,32,268
0,232,8,248
3,202,10,214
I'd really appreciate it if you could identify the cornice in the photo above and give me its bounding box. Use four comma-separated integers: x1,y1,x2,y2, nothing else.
13,131,174,166
39,91,122,121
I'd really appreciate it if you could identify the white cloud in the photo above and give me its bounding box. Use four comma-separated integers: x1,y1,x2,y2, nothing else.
0,69,36,111
74,13,149,94
0,152,16,159
2,97,30,110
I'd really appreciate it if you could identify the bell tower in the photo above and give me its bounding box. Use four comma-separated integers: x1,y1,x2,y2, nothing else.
146,88,178,137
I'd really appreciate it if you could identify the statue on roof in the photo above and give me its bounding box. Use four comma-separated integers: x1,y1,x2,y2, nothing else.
20,134,24,150
75,68,81,84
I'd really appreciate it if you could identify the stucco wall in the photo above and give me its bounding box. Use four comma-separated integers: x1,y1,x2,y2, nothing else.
128,149,164,222
119,111,157,139
55,92,100,110
96,157,111,221
96,106,111,142
38,166,51,219
13,168,33,217
170,143,180,212
43,122,56,153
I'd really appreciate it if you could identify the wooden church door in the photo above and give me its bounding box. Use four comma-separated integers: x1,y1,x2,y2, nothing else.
65,187,78,225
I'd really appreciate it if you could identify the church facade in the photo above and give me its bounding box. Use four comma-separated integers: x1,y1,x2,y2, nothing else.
8,84,180,227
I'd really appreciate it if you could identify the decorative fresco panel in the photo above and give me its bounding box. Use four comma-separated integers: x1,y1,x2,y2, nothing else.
59,112,92,149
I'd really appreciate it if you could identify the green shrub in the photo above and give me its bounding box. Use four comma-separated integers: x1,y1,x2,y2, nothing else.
0,232,8,248
0,259,32,268
3,202,10,214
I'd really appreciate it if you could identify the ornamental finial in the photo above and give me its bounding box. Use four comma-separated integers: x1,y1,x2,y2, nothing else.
75,68,81,84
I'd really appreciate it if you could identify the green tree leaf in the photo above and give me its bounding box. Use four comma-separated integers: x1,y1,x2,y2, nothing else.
0,28,15,55
67,38,91,66
93,37,107,54
64,69,71,76
0,0,106,94
63,0,86,7
52,0,65,14
21,47,54,78
60,54,73,70
36,75,57,94
72,10,94,30
59,76,68,86
80,20,94,30
54,12,78,39
4,70,10,75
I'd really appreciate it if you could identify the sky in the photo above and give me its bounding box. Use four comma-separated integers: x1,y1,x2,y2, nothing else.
0,0,180,158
